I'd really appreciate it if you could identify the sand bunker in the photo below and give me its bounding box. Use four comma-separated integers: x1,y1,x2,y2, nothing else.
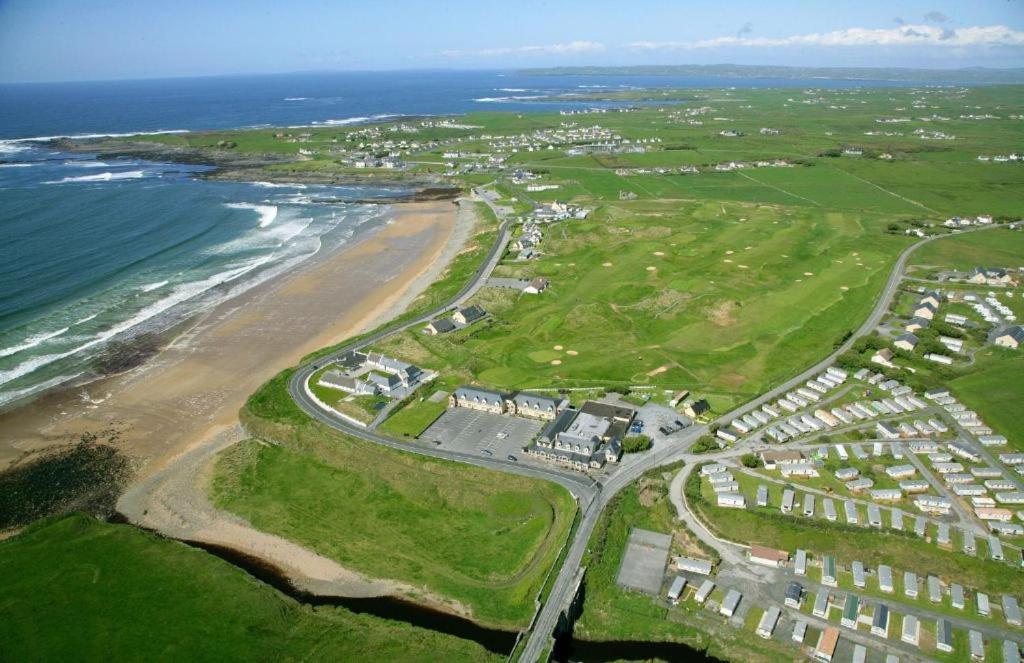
646,266,657,271
553,345,563,350
646,365,669,377
550,359,562,366
653,251,665,256
566,350,578,356
602,262,613,267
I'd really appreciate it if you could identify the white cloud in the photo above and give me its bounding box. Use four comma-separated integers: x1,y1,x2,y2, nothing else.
442,40,605,58
627,24,1024,50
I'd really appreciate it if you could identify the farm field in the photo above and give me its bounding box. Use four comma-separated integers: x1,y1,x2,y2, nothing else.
0,514,498,662
213,372,576,628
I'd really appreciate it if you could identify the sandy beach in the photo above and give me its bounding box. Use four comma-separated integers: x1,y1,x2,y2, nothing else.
0,199,473,477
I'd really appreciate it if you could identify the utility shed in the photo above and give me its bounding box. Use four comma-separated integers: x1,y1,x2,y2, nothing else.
852,560,866,588
891,508,904,530
991,535,1005,561
695,579,715,604
928,575,942,603
915,516,927,537
756,606,781,639
676,557,713,576
878,565,893,593
937,619,954,653
667,576,687,602
841,595,860,628
964,530,976,554
844,500,859,524
785,581,804,607
902,614,920,646
851,644,866,663
815,627,839,662
1004,595,1022,626
951,583,965,610
970,629,984,661
813,590,830,617
756,484,769,507
792,618,807,643
720,589,742,617
803,493,816,517
1004,639,1021,663
938,522,951,546
904,571,918,598
795,548,807,576
823,498,836,521
978,592,990,616
822,555,837,587
872,603,890,637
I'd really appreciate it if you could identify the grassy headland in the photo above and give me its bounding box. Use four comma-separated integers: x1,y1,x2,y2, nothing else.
0,514,499,662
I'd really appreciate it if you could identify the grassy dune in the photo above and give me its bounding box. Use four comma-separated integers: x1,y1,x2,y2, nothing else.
0,514,499,662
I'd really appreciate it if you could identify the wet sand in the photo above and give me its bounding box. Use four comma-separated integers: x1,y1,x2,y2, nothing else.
0,199,472,477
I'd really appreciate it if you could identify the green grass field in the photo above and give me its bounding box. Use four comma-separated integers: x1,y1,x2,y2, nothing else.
372,199,905,413
910,227,1024,271
214,372,576,628
0,514,498,662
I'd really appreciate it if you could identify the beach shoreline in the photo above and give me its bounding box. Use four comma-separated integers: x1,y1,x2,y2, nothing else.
0,198,474,477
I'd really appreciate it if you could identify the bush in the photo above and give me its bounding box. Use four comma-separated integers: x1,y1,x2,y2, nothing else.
691,435,720,454
622,435,653,454
740,453,762,468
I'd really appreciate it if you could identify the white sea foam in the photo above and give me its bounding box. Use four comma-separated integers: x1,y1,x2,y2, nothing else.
74,314,98,325
45,170,147,184
284,97,309,101
497,88,529,92
140,280,168,292
252,181,306,189
0,162,36,168
309,113,400,127
63,160,110,168
0,327,71,359
0,261,263,386
0,140,30,155
0,371,86,407
2,129,188,144
473,95,546,103
225,202,279,228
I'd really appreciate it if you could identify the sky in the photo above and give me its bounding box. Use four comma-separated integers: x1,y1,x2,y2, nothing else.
0,0,1022,83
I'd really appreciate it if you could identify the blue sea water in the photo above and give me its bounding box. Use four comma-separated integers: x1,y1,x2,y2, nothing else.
0,70,923,406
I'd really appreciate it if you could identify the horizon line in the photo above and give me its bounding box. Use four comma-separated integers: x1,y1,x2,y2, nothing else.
4,62,1024,86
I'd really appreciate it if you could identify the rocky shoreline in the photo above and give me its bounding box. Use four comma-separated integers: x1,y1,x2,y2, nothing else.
48,137,461,202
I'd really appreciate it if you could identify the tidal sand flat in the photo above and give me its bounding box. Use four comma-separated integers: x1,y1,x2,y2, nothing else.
0,200,469,475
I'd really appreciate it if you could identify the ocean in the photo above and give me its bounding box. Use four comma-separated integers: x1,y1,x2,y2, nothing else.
0,69,920,407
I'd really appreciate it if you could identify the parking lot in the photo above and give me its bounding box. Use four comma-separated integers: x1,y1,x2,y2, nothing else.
420,408,543,461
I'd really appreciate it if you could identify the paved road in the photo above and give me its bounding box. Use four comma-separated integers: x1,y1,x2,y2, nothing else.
286,191,600,504
517,225,999,662
282,190,996,662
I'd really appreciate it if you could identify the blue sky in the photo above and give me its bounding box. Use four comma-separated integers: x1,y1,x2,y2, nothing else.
1,0,1022,82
